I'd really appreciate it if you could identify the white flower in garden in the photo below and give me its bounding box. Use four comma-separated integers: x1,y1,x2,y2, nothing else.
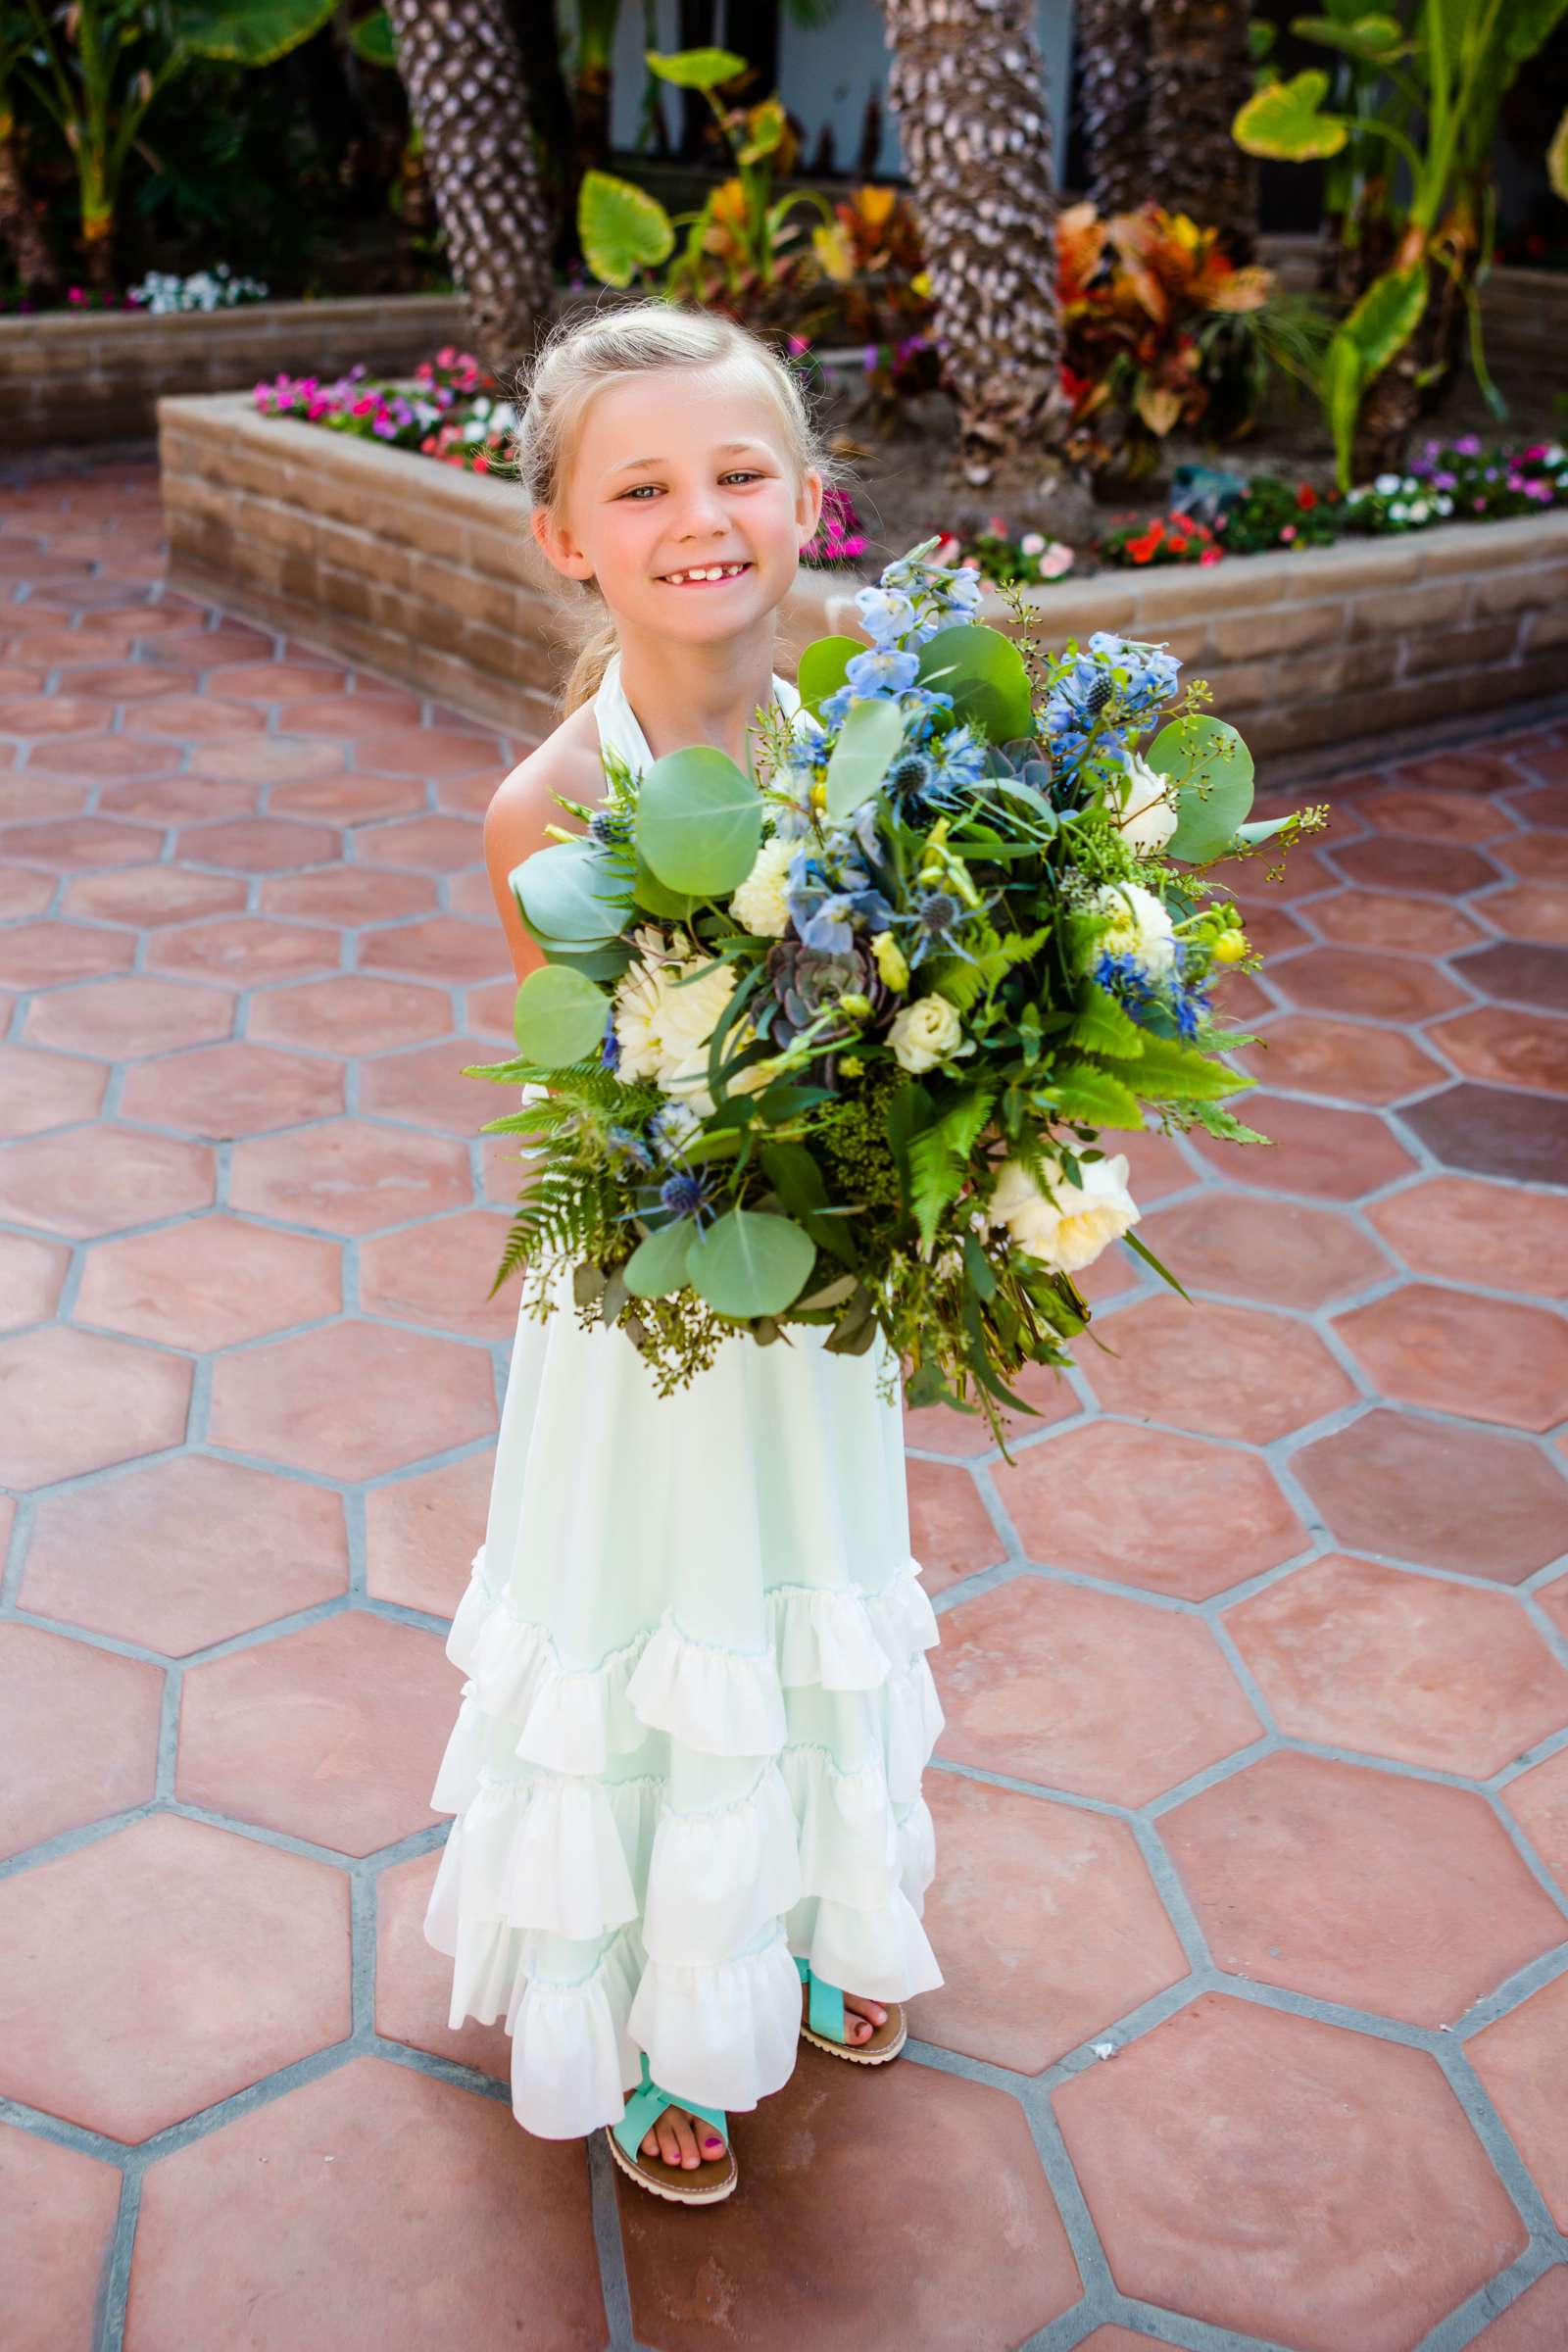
612,927,736,1083
729,835,795,937
1084,880,1179,978
1019,532,1047,557
987,1149,1141,1274
1375,473,1403,496
1111,753,1178,854
888,992,963,1072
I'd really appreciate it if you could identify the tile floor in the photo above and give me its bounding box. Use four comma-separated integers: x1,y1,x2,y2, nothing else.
1,458,1566,2352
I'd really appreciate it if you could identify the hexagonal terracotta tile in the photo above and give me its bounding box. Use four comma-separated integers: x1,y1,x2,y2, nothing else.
62,864,246,927
23,1453,347,1655
1294,1408,1568,1582
187,737,347,789
247,974,452,1055
228,1120,472,1236
2,814,160,868
1334,836,1503,897
0,2122,124,2352
903,1355,1079,1462
146,916,340,987
175,1609,455,1854
1053,1993,1526,2352
356,915,507,985
0,1043,107,1139
208,1321,496,1479
620,2059,1080,2350
1190,1092,1416,1200
372,1848,510,2079
127,2057,605,2348
365,1451,494,1616
259,867,438,925
914,1771,1188,2071
1083,1294,1357,1443
1480,883,1568,945
1226,1554,1568,1777
1334,1285,1568,1431
176,815,338,872
901,1458,1004,1592
0,1623,161,1859
359,1208,517,1338
1137,1192,1390,1308
1429,1007,1568,1096
1468,2270,1568,2350
934,1575,1263,1802
0,1812,348,2141
1163,1749,1564,2026
0,1122,213,1236
349,735,498,783
118,1040,343,1139
74,1215,340,1351
0,1325,190,1488
1368,1177,1568,1298
1454,942,1568,1013
1502,1748,1568,1895
24,973,232,1060
1358,783,1516,844
357,1040,495,1134
996,1420,1304,1600
1307,887,1485,956
0,1231,68,1331
271,769,429,823
0,918,134,987
1270,947,1466,1023
1402,1081,1568,1186
1468,1975,1568,2233
1238,1014,1444,1104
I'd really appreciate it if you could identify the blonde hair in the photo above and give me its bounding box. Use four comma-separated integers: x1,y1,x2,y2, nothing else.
512,296,843,716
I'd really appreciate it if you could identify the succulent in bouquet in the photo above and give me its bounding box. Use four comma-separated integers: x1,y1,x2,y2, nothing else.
472,539,1328,1459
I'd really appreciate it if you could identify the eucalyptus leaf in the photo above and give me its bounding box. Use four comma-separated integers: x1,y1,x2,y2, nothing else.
797,634,862,712
624,1218,699,1299
686,1208,817,1318
1148,716,1256,864
514,840,628,946
638,746,762,894
914,624,1034,742
823,696,906,819
512,965,610,1067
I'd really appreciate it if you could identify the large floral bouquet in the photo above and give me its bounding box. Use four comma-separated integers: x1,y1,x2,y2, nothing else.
475,540,1326,1455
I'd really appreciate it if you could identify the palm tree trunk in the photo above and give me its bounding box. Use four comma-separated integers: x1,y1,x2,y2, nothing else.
383,0,556,364
1077,0,1150,219
0,113,56,293
1145,0,1257,250
878,0,1068,487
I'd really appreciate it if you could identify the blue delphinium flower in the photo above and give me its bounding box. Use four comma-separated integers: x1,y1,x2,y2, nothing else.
1046,633,1182,779
601,1015,621,1071
846,646,921,697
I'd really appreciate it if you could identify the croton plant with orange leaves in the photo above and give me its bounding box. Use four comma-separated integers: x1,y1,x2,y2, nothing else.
1057,204,1274,479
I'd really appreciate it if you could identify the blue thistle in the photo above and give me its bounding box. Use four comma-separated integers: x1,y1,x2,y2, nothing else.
659,1168,712,1222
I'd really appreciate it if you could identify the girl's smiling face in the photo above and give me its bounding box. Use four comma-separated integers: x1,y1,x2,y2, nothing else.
533,364,822,639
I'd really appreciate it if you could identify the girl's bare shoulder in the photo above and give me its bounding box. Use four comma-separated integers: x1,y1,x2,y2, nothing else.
488,700,604,829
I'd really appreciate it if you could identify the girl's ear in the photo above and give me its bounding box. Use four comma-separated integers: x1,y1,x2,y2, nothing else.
532,505,593,582
796,466,825,550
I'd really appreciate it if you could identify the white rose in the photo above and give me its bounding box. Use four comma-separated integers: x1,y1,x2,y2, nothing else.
988,1149,1140,1274
728,834,795,938
1112,753,1178,854
1085,880,1178,978
888,991,963,1072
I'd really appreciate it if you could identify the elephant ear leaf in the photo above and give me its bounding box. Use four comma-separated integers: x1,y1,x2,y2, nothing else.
1233,70,1348,160
577,170,675,287
173,0,338,64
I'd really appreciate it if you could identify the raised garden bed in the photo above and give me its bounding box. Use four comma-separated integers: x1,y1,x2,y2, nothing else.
159,387,1568,777
2,293,466,449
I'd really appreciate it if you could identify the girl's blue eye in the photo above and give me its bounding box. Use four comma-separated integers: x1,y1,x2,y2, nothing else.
621,471,762,499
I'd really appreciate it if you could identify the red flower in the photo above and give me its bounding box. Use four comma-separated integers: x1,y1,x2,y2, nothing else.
1297,483,1318,511
1126,529,1162,564
1199,547,1223,565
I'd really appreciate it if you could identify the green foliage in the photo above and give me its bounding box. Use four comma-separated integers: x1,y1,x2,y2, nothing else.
638,747,762,894
577,170,676,289
512,966,610,1068
906,1086,997,1249
914,625,1036,744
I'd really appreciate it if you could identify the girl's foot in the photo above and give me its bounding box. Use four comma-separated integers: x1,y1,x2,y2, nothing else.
802,1980,887,2045
640,2105,728,2171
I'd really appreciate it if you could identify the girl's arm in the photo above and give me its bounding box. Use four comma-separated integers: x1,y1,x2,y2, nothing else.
483,743,590,986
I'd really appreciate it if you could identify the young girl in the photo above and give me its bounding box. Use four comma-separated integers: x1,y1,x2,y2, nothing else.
421,300,944,2208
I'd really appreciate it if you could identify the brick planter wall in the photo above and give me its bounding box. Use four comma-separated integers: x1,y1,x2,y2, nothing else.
160,388,1568,772
3,293,466,449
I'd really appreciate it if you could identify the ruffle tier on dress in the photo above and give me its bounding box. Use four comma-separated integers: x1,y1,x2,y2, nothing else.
421,1265,945,2141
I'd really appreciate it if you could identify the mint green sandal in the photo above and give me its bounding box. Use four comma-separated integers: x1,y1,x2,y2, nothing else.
606,2050,737,2205
796,1953,906,2064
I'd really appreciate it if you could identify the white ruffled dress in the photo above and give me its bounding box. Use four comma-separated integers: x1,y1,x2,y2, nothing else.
421,648,945,2140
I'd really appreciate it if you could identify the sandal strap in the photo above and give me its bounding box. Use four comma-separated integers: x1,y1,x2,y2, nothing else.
794,1953,846,2042
612,2049,728,2162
